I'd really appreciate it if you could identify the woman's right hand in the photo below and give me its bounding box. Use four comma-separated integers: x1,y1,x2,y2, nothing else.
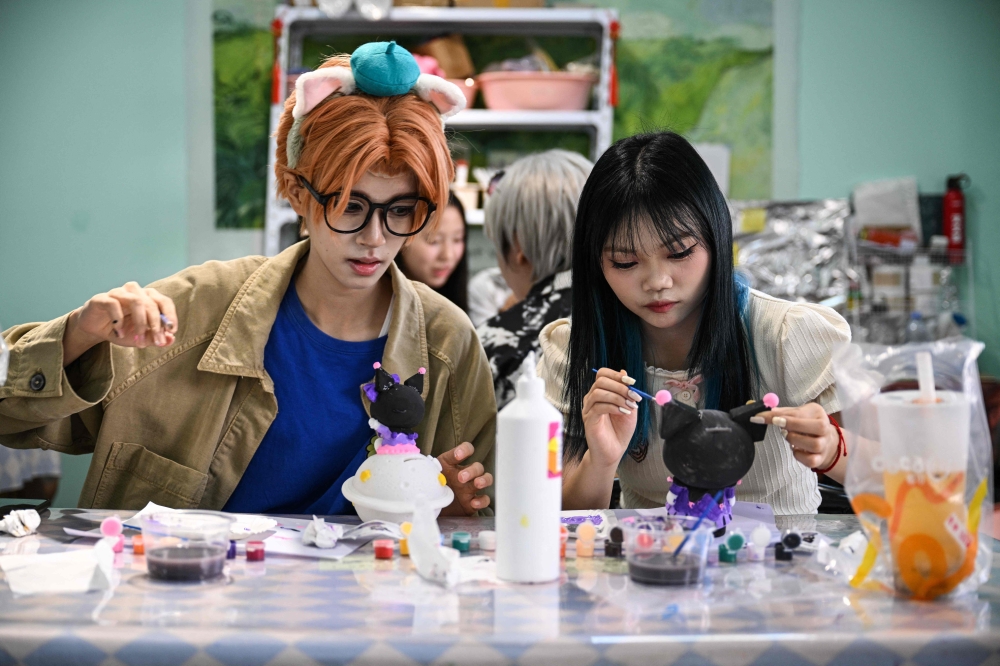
582,368,641,468
63,282,178,367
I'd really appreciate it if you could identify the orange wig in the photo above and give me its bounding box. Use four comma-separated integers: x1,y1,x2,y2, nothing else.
274,55,454,232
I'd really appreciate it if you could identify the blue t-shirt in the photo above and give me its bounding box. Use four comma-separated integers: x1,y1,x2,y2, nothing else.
224,285,387,515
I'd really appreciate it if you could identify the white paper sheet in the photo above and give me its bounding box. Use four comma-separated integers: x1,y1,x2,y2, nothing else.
121,502,277,540
121,501,173,530
0,542,113,595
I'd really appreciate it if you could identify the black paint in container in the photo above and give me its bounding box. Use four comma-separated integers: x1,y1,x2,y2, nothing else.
146,545,227,582
627,551,705,585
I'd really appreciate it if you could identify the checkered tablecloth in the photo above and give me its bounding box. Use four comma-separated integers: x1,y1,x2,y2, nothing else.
1,510,998,666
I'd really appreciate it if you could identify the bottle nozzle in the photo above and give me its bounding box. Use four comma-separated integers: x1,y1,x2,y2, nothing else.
515,351,544,398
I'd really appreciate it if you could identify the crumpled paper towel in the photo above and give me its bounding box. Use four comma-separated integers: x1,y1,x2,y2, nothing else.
0,509,41,537
302,516,345,549
0,539,114,595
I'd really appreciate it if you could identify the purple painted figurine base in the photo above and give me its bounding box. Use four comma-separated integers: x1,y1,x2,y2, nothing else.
665,481,736,529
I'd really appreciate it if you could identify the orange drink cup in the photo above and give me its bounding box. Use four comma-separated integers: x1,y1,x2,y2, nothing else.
874,390,971,598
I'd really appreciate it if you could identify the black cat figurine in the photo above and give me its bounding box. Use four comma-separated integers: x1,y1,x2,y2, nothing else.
364,362,426,453
654,389,779,529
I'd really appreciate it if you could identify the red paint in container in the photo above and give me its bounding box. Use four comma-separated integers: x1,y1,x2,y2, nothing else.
636,532,654,550
374,539,395,559
246,541,266,562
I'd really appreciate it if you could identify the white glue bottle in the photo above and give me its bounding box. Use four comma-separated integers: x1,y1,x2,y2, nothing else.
495,351,563,583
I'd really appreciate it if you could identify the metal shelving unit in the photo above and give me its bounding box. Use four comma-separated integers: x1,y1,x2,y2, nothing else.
264,4,618,256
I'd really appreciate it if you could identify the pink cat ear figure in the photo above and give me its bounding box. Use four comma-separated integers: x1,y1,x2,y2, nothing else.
292,67,356,120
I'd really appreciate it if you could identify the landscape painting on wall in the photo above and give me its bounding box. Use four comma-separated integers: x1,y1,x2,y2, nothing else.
212,0,773,228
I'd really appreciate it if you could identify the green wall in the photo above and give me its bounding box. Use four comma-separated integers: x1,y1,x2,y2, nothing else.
0,1,189,506
797,0,1000,375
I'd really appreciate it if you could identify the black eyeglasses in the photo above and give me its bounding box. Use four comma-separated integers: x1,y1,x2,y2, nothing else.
298,176,436,237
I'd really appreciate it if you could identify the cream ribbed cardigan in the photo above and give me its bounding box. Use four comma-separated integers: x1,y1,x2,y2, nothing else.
537,290,851,515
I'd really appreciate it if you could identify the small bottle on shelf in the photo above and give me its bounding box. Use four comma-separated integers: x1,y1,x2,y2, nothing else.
904,312,932,343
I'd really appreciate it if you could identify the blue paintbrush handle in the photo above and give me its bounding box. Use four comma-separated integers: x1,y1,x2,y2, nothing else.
590,368,656,402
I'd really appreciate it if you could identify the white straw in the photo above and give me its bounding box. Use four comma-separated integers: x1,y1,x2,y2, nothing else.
916,351,936,404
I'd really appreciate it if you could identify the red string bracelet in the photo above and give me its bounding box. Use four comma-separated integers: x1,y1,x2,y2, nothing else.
812,414,846,475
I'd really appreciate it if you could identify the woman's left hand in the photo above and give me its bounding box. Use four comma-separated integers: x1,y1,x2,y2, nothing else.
438,442,493,515
753,403,839,471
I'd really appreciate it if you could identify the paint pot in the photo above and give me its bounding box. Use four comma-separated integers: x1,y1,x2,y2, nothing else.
373,539,395,559
139,511,233,583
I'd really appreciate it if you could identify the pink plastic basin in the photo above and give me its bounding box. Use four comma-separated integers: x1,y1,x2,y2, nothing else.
477,71,597,111
447,78,479,109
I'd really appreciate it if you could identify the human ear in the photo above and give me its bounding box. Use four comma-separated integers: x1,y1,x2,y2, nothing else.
282,173,311,218
509,235,533,272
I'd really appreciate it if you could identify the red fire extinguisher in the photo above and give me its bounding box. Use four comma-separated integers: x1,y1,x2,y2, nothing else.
943,173,970,265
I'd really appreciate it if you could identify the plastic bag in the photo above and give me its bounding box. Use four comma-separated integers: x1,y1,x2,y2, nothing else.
832,339,993,600
0,321,8,387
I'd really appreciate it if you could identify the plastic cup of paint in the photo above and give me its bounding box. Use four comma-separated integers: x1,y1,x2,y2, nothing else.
139,511,233,582
373,539,395,559
246,541,265,562
399,522,412,556
575,520,597,558
477,530,496,551
621,516,712,586
451,531,471,552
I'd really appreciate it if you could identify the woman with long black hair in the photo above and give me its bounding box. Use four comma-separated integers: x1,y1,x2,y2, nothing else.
538,132,850,513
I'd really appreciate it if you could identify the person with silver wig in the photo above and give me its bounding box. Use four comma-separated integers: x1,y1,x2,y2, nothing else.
475,149,593,409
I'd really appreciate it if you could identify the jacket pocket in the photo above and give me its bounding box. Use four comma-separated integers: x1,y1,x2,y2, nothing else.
92,442,208,509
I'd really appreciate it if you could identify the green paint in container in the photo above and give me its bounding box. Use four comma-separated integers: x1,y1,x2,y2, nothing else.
452,531,471,552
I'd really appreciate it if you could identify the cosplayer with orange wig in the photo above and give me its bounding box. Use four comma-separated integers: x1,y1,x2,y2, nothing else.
0,43,496,515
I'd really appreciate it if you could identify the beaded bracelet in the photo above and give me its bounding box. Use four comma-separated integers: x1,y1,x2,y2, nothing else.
812,414,846,475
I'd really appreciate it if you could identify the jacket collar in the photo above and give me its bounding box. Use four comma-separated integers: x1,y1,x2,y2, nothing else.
198,240,428,396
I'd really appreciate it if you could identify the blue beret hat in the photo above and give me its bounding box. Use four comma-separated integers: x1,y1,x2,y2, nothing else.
350,41,421,97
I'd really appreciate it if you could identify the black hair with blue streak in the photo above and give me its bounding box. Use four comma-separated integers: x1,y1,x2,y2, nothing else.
564,131,758,464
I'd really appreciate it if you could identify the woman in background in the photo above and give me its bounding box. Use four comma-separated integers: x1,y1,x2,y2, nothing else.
396,192,468,312
476,149,592,409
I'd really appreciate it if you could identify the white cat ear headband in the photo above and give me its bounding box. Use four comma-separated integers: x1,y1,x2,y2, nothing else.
286,41,466,168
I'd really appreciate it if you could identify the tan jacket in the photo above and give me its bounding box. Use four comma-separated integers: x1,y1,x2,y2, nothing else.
0,241,496,510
